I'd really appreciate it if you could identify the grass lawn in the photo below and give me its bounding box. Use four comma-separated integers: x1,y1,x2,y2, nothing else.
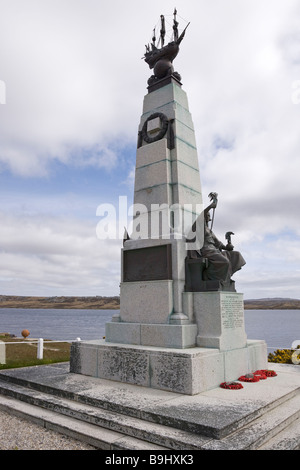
0,335,71,369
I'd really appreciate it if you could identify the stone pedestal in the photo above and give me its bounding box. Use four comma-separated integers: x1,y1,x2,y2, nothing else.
184,291,247,350
106,237,197,348
72,288,267,395
70,338,267,395
105,322,197,349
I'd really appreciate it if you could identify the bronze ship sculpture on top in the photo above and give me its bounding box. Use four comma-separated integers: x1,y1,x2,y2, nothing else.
143,9,190,87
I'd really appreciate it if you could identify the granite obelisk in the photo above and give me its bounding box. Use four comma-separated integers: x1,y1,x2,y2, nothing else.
105,58,204,347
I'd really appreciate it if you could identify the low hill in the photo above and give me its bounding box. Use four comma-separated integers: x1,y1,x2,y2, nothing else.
0,295,120,309
0,295,299,310
244,298,300,310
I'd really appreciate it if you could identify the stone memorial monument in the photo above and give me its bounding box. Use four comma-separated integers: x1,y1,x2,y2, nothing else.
71,10,267,394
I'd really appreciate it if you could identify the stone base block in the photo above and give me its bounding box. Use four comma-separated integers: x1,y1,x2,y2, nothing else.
184,291,248,351
120,280,173,324
70,339,268,395
105,322,197,349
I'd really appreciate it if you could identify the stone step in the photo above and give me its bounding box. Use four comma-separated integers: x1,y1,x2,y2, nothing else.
0,374,299,451
0,363,298,439
0,378,211,450
257,417,300,450
201,393,300,450
0,363,299,450
0,377,299,451
0,394,168,451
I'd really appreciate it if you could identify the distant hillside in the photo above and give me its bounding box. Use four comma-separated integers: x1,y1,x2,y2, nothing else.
0,295,299,310
244,298,300,310
0,295,120,309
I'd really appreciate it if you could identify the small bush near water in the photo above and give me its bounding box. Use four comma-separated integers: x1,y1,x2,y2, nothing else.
268,345,300,365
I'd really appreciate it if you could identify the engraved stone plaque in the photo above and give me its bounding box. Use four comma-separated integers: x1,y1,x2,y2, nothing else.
221,293,245,331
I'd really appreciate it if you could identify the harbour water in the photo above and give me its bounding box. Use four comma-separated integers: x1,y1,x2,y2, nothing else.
0,308,299,351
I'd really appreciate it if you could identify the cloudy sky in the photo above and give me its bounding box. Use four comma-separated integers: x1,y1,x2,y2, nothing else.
0,0,299,300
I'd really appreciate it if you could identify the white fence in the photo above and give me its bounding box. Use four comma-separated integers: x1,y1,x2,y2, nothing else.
0,338,82,365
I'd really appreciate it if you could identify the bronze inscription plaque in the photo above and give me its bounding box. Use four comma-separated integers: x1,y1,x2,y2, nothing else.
123,244,172,282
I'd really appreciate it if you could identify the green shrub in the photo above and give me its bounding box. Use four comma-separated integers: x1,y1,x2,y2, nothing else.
268,345,300,364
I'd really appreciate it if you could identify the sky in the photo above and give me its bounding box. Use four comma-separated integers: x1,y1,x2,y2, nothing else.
0,0,300,300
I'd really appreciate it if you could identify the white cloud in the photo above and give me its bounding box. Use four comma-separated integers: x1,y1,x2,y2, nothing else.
0,0,145,175
0,210,121,295
0,0,300,298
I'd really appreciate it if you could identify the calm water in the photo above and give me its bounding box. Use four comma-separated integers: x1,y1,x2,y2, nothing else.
0,308,299,351
244,309,299,350
0,308,113,342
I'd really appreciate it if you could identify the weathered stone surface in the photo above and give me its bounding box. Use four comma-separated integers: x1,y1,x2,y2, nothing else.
71,339,267,395
119,280,173,324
